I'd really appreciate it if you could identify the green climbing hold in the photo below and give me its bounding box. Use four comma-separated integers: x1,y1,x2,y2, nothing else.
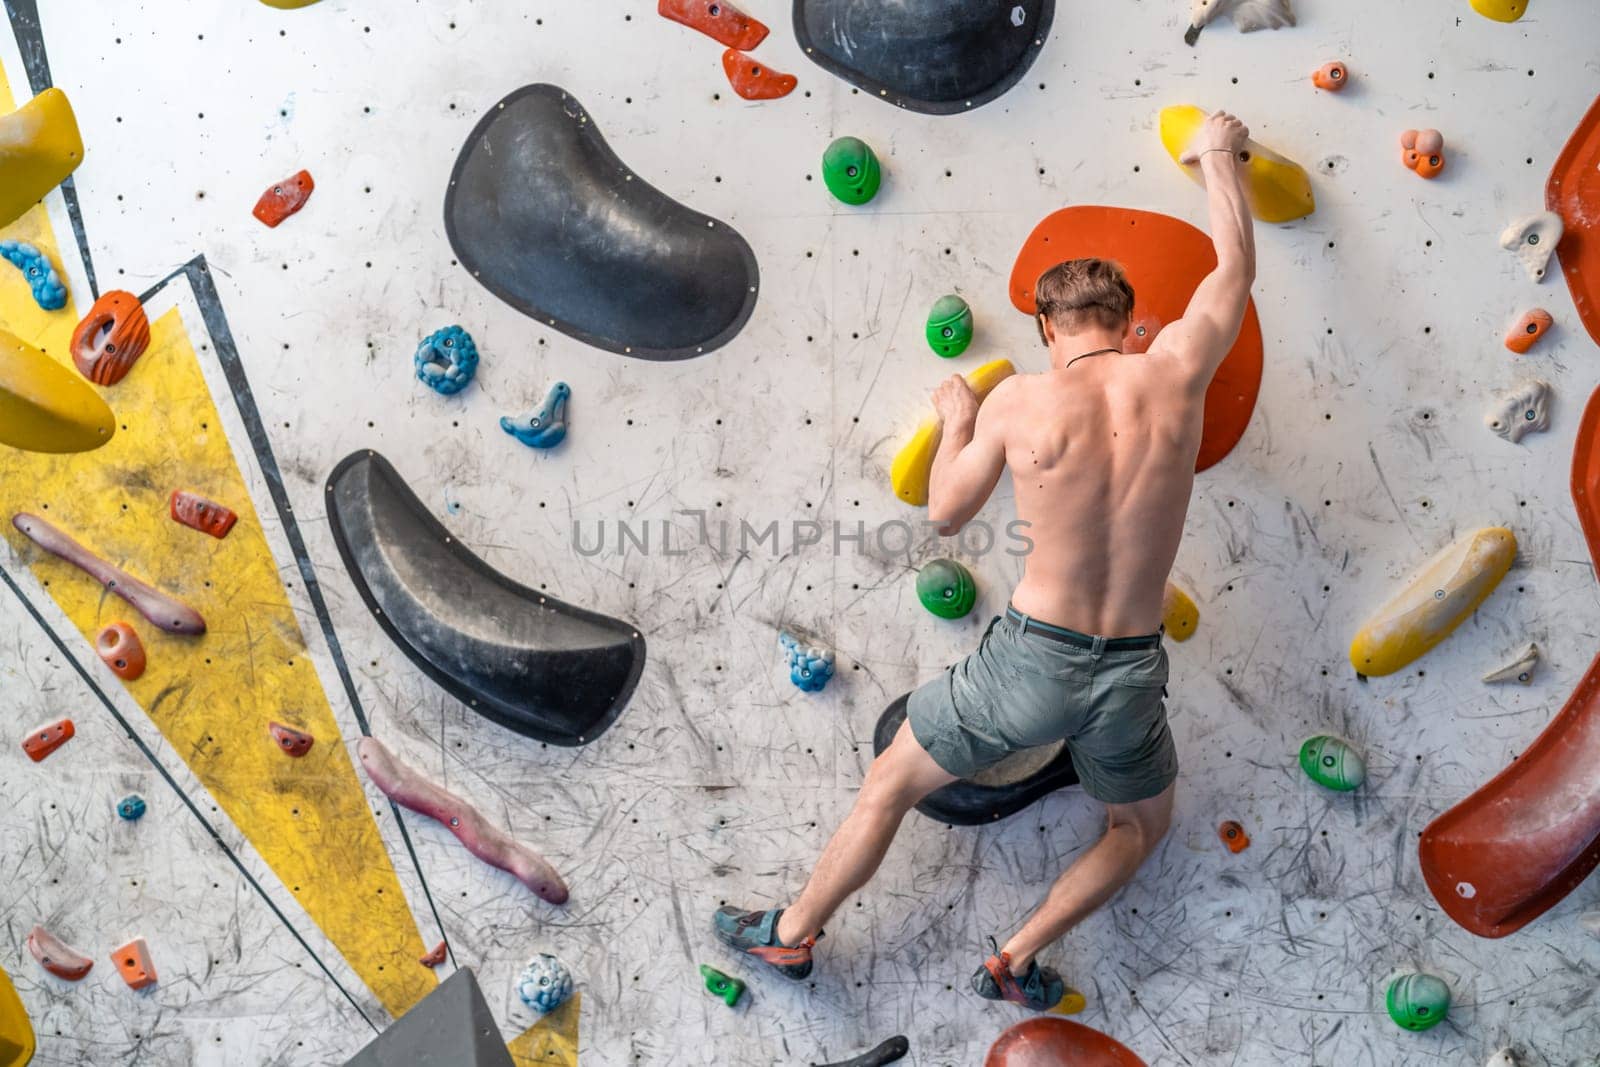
1386,972,1450,1032
821,136,881,206
699,964,745,1008
1299,735,1366,792
925,295,974,358
917,559,976,620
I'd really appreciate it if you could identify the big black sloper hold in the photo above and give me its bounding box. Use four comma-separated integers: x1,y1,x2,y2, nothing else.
326,451,645,746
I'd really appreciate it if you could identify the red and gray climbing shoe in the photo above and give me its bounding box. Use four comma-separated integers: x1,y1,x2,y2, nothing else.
712,906,821,980
972,938,1080,1012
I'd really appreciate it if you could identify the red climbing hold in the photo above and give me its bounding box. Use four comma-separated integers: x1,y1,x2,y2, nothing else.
1547,93,1600,347
721,49,797,101
986,1017,1147,1067
658,0,768,50
169,489,238,539
26,925,93,981
419,940,448,968
269,721,314,757
252,169,315,228
69,290,152,386
1219,820,1251,853
1312,61,1349,92
1009,206,1264,473
21,718,73,762
1505,309,1554,354
111,938,157,990
95,622,147,681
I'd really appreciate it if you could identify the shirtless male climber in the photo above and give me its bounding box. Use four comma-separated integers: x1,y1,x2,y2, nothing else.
713,112,1257,1012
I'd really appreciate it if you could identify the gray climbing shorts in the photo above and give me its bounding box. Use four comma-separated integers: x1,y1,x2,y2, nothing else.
906,607,1179,805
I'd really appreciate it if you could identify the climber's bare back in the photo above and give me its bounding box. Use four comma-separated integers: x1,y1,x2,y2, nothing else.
993,348,1208,638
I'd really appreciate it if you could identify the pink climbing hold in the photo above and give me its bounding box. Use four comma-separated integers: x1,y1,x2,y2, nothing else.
357,737,569,905
26,925,93,980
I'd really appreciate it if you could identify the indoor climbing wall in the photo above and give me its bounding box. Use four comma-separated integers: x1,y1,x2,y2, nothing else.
2,0,1599,1065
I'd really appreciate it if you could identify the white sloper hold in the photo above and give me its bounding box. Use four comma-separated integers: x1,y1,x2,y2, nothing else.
1482,641,1540,684
1583,909,1600,937
1499,212,1564,282
1485,1050,1520,1067
1185,0,1294,43
1485,379,1552,444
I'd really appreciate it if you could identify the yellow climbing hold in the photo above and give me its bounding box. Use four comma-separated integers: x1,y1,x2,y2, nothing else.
1469,0,1527,21
1162,583,1199,642
890,358,1015,506
1159,105,1315,224
0,87,83,230
0,328,115,453
1049,985,1088,1015
507,992,580,1067
259,0,323,6
1349,527,1516,677
0,964,34,1067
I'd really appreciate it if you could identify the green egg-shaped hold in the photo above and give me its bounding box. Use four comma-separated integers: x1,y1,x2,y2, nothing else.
1299,735,1366,791
917,558,976,619
822,136,881,205
1386,972,1450,1032
925,295,974,358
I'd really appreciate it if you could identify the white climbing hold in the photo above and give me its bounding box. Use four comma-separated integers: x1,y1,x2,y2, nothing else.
1581,910,1600,937
1499,212,1564,282
1187,0,1295,42
1485,379,1552,444
1486,1050,1521,1067
1482,641,1540,684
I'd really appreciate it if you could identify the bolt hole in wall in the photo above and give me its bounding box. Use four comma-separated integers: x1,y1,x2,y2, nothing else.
2,0,1600,1066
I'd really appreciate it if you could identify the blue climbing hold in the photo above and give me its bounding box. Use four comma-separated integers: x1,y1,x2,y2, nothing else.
0,239,67,311
501,381,571,449
116,794,147,821
780,631,836,693
516,953,574,1014
414,325,479,395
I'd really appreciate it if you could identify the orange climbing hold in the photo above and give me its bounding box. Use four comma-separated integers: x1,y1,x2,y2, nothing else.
1010,206,1263,473
95,622,147,681
252,169,315,228
21,718,73,762
1312,62,1349,92
658,0,768,49
70,290,152,386
268,721,314,757
169,489,238,539
1505,309,1554,354
1401,129,1446,179
1219,821,1251,853
1547,93,1600,347
419,941,447,968
721,48,797,100
110,938,157,990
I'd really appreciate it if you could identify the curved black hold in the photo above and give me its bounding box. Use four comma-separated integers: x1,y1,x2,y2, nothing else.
444,84,759,360
326,451,645,746
874,694,1077,826
814,1035,910,1067
793,0,1055,116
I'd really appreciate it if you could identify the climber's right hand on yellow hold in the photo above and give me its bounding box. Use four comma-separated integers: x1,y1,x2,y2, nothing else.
1179,110,1250,165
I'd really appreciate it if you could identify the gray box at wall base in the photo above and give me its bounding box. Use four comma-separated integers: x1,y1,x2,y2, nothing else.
344,969,515,1067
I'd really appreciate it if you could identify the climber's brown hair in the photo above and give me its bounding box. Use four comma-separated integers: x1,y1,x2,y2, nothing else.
1034,258,1136,343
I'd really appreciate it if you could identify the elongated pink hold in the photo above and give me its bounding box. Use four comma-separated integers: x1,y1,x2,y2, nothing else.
357,737,568,904
11,513,206,635
27,925,93,980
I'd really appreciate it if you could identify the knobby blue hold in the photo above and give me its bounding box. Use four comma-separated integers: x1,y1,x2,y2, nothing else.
501,381,570,448
414,324,479,395
0,239,68,311
516,953,574,1014
780,631,835,692
116,794,147,821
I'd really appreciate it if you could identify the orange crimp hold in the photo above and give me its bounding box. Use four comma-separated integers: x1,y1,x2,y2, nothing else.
419,941,447,967
1401,129,1445,179
1312,62,1349,91
111,938,157,989
21,718,74,762
1506,309,1554,354
721,48,797,100
252,170,314,228
658,0,768,49
96,622,147,681
268,721,314,757
1219,821,1251,853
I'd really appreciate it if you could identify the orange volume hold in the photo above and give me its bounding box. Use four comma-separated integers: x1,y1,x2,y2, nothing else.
21,718,74,762
111,938,157,989
1312,61,1349,91
96,622,147,680
1505,308,1554,354
1219,820,1250,853
721,49,797,100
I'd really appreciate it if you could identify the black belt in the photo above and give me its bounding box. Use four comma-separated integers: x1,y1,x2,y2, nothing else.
1005,606,1162,651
